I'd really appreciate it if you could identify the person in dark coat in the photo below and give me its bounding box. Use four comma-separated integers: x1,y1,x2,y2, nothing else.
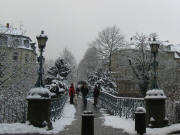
76,84,81,97
80,83,89,105
69,83,75,104
93,84,100,106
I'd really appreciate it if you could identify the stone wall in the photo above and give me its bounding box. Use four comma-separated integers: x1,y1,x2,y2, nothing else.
0,47,38,102
111,49,180,97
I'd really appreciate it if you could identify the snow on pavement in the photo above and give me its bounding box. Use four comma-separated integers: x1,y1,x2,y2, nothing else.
101,111,136,135
0,101,76,134
101,109,180,135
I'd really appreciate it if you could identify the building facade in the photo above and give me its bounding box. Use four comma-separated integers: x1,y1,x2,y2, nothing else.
111,47,180,97
0,23,38,101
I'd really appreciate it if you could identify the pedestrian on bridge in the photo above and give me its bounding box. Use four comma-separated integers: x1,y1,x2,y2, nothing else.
93,84,100,106
76,84,81,97
69,83,75,104
80,83,89,105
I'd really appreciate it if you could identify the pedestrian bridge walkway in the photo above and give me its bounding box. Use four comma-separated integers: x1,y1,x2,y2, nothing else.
58,97,130,135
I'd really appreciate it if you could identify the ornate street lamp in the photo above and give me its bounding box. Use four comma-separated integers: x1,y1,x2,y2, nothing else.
145,37,168,128
35,30,48,87
150,37,160,89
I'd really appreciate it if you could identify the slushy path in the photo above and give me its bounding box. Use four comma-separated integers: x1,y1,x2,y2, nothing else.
58,97,130,135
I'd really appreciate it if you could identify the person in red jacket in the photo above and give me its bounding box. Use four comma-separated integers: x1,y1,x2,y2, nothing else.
69,83,75,104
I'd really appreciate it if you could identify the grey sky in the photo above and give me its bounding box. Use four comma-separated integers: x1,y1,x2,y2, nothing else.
0,0,180,63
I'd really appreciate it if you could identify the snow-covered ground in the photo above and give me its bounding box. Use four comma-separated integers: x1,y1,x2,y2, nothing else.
101,108,180,135
1,98,180,135
0,101,76,134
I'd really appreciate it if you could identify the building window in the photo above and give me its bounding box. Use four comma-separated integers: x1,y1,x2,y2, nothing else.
12,39,20,48
0,51,7,61
13,52,18,61
25,54,29,63
0,36,7,46
24,40,29,48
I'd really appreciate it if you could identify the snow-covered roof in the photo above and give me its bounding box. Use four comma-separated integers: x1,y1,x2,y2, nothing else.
174,52,180,59
145,89,167,99
170,44,180,52
0,24,25,36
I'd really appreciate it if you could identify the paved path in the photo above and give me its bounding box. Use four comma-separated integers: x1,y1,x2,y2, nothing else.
58,97,130,135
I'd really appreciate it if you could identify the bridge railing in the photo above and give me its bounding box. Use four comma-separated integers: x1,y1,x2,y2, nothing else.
50,91,68,121
0,90,68,123
99,91,145,120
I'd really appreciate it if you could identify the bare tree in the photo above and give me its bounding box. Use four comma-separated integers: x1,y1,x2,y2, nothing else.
93,25,125,72
128,33,152,97
78,46,100,82
60,48,77,83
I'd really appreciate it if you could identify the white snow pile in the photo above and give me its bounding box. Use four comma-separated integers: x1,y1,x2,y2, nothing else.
0,102,76,134
145,89,167,99
102,112,180,135
59,88,65,92
135,107,146,113
102,112,136,134
27,87,52,99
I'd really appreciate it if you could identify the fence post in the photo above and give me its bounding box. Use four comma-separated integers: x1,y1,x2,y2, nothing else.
81,111,94,135
26,87,52,130
135,107,146,135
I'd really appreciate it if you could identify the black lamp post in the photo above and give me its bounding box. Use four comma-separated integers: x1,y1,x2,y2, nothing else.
35,30,48,87
150,37,159,89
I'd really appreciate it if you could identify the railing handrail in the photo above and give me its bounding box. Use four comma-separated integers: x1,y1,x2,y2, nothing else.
99,90,145,120
101,90,144,100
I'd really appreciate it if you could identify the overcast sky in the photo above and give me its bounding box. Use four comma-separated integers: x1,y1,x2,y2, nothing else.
0,0,180,63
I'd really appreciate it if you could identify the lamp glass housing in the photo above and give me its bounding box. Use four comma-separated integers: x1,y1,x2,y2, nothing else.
36,31,48,50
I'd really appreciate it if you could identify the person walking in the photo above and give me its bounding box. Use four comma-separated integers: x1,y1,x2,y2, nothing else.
69,83,75,104
81,83,89,105
93,84,100,106
76,84,81,97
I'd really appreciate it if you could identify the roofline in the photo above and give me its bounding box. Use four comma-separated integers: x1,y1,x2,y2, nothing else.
0,33,32,41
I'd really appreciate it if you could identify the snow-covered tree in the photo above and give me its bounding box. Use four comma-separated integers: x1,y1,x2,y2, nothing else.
46,57,71,96
48,58,70,80
93,25,125,72
128,33,171,97
128,33,152,97
87,69,117,94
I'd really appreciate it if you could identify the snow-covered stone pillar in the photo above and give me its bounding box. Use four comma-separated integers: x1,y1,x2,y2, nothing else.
26,87,52,129
145,89,168,127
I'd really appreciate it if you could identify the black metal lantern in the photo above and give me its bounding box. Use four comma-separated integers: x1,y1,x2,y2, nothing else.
150,37,159,54
35,30,48,87
150,37,159,89
36,30,48,50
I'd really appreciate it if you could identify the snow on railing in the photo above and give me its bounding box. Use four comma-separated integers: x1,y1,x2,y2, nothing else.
99,90,145,120
0,90,68,123
50,91,68,121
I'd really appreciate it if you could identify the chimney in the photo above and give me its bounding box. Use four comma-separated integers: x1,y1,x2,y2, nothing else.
6,23,9,28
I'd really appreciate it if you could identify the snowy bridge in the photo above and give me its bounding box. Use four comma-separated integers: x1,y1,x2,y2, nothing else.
0,91,144,135
0,91,180,135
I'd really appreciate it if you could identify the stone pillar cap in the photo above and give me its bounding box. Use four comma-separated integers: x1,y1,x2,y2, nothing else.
145,89,167,99
82,110,94,116
27,87,51,100
135,107,146,113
